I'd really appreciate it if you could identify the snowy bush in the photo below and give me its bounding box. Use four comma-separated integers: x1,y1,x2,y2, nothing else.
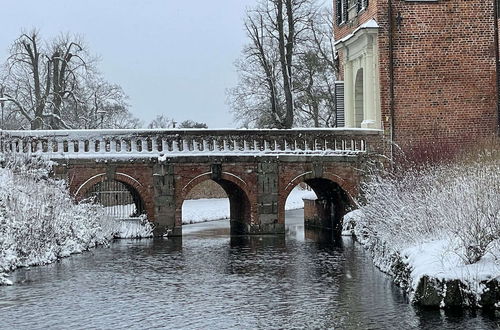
358,152,500,265
0,154,119,275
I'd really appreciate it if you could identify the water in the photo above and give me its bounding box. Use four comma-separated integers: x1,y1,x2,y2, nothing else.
0,210,498,329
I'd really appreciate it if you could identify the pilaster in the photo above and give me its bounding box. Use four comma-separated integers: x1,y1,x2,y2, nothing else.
252,160,284,234
152,163,178,236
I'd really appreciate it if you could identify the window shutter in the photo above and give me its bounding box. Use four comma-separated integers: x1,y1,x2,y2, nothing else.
358,0,368,12
336,0,342,25
342,0,348,22
335,81,345,127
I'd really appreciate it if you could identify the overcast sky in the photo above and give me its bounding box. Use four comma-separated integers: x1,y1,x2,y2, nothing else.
0,0,257,128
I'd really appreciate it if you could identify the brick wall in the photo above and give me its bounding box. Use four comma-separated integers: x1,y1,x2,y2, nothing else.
334,0,499,161
335,0,378,41
383,0,498,156
185,180,227,199
303,199,319,225
173,162,259,227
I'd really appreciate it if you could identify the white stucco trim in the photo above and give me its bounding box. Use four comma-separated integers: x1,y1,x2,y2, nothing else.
334,19,379,47
75,173,106,196
182,172,212,192
336,19,381,130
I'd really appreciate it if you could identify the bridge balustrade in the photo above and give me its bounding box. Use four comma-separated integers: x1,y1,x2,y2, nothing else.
0,128,383,159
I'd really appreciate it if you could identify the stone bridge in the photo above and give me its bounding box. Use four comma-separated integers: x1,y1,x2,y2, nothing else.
0,129,384,236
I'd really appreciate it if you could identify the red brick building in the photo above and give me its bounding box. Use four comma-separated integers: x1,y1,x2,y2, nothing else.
334,0,500,159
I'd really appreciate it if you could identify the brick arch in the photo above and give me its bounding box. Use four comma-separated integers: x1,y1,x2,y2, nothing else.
279,172,355,232
176,172,254,234
179,171,250,201
282,171,356,204
74,172,153,221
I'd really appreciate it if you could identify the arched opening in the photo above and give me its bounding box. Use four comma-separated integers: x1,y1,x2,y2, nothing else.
354,68,364,128
181,178,252,236
284,178,352,234
84,180,146,219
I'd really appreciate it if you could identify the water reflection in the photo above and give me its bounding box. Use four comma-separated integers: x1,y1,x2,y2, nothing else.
0,209,498,329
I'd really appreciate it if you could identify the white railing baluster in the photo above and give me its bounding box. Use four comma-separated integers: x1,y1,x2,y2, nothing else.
0,129,375,160
162,139,168,152
110,139,117,153
131,138,137,153
78,140,85,153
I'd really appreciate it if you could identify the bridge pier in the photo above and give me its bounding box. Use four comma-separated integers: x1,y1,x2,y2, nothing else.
252,161,284,235
152,164,179,236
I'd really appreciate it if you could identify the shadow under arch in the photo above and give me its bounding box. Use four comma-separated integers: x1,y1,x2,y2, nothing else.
75,173,148,219
179,173,253,235
283,176,353,234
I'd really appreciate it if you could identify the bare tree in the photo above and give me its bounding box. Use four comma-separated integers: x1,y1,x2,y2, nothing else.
178,120,208,128
105,105,143,129
228,0,315,128
0,30,139,130
294,7,339,127
148,115,176,129
1,31,86,129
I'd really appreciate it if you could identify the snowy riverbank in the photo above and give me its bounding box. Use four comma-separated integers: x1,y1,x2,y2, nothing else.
344,158,500,309
0,156,153,285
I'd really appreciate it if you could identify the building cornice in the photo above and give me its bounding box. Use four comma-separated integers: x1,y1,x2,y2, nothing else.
334,19,379,50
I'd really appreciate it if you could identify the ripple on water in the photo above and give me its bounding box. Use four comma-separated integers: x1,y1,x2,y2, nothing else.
0,211,498,329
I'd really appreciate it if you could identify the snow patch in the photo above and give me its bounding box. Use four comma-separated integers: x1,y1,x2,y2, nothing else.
181,187,317,224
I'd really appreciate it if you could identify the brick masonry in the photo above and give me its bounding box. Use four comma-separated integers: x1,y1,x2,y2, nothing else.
54,154,369,236
335,0,499,159
185,180,226,199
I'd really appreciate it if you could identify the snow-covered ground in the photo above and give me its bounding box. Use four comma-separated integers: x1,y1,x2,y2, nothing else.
344,158,500,309
182,186,316,224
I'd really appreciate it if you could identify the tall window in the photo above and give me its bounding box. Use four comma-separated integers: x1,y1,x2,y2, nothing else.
336,0,348,25
357,0,369,12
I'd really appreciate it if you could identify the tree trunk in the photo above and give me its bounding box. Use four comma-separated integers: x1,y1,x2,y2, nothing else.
276,0,294,128
23,36,45,129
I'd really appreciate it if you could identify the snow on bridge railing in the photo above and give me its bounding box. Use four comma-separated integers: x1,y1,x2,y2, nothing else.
0,128,383,160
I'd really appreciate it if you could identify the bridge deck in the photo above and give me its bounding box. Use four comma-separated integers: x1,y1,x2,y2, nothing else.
0,128,383,160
